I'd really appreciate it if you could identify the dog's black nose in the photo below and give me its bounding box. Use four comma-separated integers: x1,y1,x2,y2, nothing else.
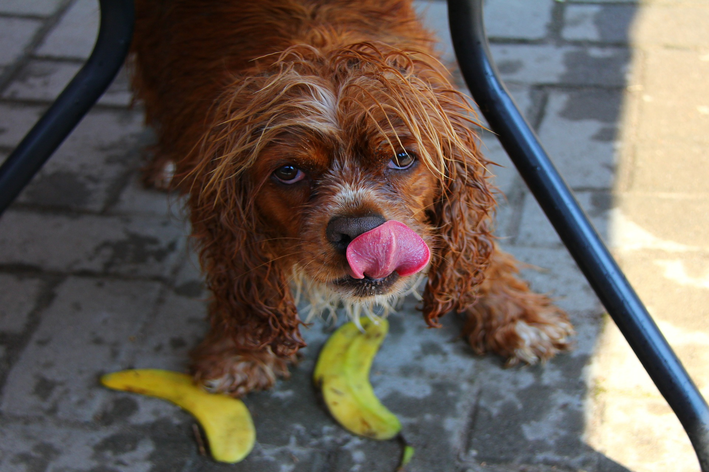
326,215,386,254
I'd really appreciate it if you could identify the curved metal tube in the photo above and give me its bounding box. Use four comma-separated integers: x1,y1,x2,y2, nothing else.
0,0,134,216
446,0,709,469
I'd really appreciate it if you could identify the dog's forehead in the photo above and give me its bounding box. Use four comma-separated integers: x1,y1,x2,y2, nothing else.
247,68,438,179
257,133,395,177
256,108,416,168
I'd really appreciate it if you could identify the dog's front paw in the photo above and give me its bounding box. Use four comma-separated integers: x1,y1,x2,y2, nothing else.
502,311,574,366
465,293,574,366
141,158,176,191
191,346,292,397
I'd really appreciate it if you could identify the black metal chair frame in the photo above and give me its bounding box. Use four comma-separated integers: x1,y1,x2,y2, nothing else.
0,0,706,468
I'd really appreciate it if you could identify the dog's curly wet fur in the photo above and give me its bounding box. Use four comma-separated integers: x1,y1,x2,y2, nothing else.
130,0,574,396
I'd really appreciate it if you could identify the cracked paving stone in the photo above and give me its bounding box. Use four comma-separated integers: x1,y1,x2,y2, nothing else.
1,276,163,422
0,211,187,278
13,109,147,212
0,419,194,472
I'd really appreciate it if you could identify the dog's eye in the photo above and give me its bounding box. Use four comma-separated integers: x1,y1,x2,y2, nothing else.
388,151,415,170
273,165,305,184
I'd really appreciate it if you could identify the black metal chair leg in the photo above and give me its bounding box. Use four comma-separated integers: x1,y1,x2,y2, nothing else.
0,0,134,216
446,0,709,469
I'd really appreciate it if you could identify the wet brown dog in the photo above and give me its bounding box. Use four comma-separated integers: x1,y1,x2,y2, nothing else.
130,0,573,396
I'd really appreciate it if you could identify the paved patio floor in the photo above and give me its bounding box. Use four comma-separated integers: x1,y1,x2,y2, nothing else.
0,0,707,471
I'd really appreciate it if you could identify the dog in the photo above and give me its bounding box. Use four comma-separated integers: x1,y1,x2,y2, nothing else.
129,0,574,396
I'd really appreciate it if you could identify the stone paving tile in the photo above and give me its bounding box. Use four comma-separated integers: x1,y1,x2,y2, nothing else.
586,392,696,472
461,314,619,472
1,276,163,422
215,446,327,472
492,201,515,243
473,80,536,120
110,172,186,217
1,59,78,100
1,60,133,107
484,0,553,41
332,383,478,471
94,256,208,426
460,82,537,135
413,0,455,65
296,247,605,470
98,66,134,107
586,321,701,472
567,0,636,2
0,0,66,17
0,274,43,334
0,102,47,148
489,44,631,87
95,378,192,435
591,201,709,472
0,211,188,278
631,4,709,48
636,48,709,146
0,418,195,472
464,465,602,472
537,88,624,190
517,191,612,250
0,17,43,67
607,205,707,257
127,257,207,373
133,293,205,370
562,4,636,44
611,249,709,362
12,108,146,212
632,138,709,194
35,0,97,59
367,298,480,379
0,274,47,385
414,0,554,68
614,194,709,250
591,213,709,400
511,245,603,315
480,133,517,197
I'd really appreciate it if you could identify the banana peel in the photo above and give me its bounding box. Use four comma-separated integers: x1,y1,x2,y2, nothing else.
100,369,255,463
314,317,401,440
398,443,415,470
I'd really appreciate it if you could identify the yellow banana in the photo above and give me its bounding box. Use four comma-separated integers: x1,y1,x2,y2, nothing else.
100,369,255,463
314,317,401,440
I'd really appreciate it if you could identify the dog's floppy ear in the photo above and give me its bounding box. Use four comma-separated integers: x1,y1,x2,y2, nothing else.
185,108,306,359
179,63,335,359
188,173,305,357
422,115,496,327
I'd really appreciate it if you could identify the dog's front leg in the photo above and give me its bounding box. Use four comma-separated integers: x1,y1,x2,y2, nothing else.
190,321,298,397
464,249,574,365
187,209,305,397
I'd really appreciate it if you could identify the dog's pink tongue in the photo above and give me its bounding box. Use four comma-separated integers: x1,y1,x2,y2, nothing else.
346,220,430,280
